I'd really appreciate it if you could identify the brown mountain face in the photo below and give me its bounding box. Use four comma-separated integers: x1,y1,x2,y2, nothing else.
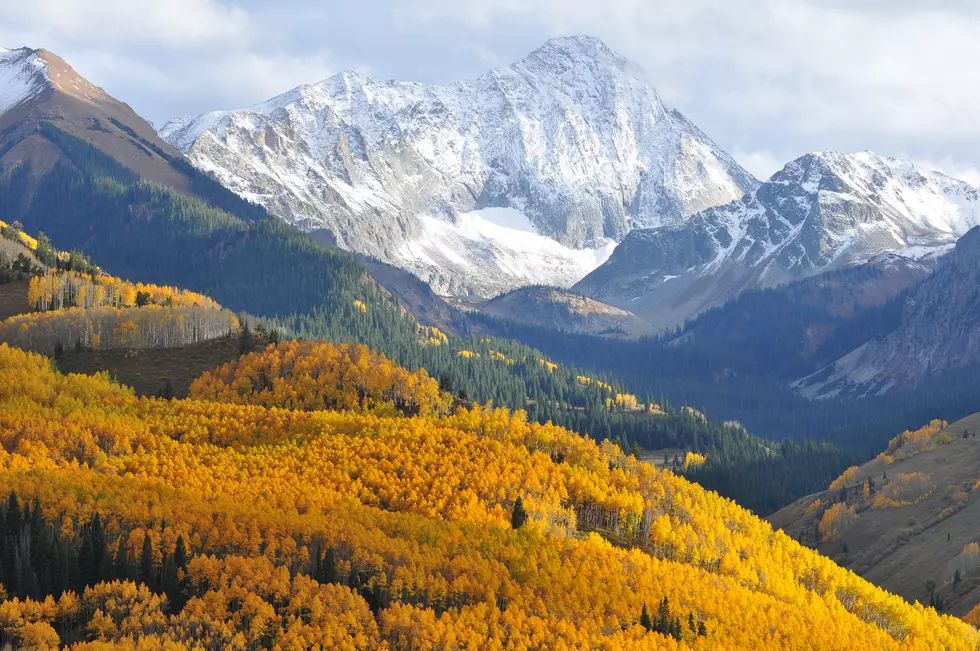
0,47,191,193
476,286,649,336
770,413,980,616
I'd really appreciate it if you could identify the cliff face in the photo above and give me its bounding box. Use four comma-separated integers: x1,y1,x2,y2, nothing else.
795,226,980,398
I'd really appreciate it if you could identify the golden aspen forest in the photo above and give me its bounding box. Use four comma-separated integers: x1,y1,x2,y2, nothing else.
0,223,239,358
0,340,977,650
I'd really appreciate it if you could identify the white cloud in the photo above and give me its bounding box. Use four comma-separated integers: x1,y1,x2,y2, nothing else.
731,149,788,182
0,0,342,123
1,0,252,48
1,0,978,179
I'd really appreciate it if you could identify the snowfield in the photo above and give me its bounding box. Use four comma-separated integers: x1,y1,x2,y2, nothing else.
397,208,618,296
0,47,50,118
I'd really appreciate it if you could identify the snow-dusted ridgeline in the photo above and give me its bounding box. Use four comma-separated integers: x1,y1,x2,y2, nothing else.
576,151,980,331
161,36,757,297
0,47,51,118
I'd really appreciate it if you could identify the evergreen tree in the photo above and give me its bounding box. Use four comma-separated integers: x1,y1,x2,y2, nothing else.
78,512,107,590
511,497,528,530
173,535,188,571
139,532,156,590
640,603,652,631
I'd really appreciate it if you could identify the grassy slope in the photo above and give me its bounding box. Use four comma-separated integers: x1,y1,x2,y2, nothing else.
0,281,30,321
770,412,980,615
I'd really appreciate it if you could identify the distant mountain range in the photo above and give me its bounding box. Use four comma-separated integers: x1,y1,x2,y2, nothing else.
575,151,980,331
160,36,757,296
5,39,980,409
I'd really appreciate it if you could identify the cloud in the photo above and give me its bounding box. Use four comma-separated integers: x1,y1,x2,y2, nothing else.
0,0,978,180
0,0,343,124
731,149,789,182
2,0,252,48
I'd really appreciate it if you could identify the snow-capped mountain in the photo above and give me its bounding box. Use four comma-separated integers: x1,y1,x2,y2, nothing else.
0,47,52,117
575,151,980,331
0,47,201,193
794,225,980,398
161,35,757,296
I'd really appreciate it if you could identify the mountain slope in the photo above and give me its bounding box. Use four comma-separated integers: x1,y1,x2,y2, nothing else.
770,415,980,616
575,151,980,331
0,343,977,649
795,226,980,398
477,285,648,336
1,47,192,193
0,46,271,223
161,35,757,296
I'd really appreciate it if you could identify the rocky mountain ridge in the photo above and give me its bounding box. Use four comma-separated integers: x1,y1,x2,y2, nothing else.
161,35,757,296
794,225,980,398
576,151,980,331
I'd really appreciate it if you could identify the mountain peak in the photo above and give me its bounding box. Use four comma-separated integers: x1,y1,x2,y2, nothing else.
577,147,980,331
516,34,645,83
537,35,616,56
162,36,756,297
0,47,51,117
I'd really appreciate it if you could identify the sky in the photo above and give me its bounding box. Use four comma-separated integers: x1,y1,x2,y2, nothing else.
1,0,979,184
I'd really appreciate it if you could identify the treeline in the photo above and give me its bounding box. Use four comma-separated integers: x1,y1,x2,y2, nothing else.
1,305,239,356
28,269,222,312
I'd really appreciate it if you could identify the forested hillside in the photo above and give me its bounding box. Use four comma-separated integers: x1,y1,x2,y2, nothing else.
0,223,239,357
0,342,975,649
478,260,980,467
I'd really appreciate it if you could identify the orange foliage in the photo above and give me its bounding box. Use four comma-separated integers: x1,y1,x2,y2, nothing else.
190,340,451,417
818,503,859,541
0,343,975,650
877,420,950,462
27,270,221,313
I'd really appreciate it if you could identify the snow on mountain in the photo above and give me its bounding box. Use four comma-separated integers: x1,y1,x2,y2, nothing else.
794,225,980,398
575,151,980,331
0,48,51,118
161,35,757,296
397,207,617,296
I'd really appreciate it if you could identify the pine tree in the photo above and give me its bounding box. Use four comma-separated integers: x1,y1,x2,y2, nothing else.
139,532,155,590
239,319,255,354
511,496,528,529
656,596,671,634
640,603,652,631
172,535,188,571
78,513,107,590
